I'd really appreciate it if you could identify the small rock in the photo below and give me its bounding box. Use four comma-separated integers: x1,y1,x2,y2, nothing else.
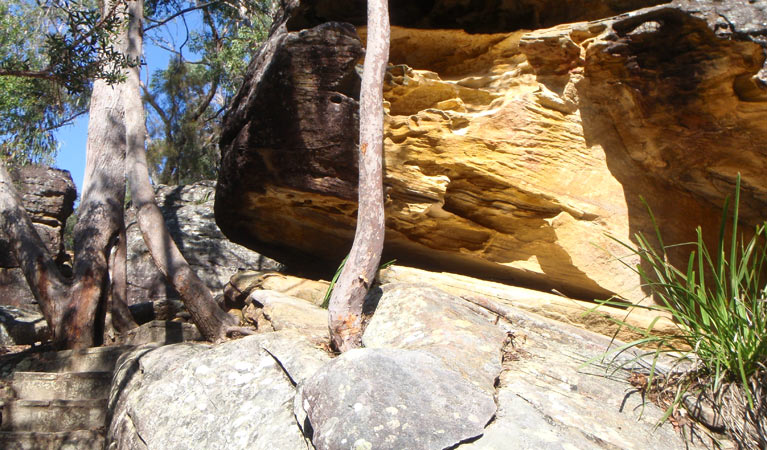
249,290,328,338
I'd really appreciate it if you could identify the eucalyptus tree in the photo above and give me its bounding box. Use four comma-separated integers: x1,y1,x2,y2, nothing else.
0,0,128,165
327,0,390,352
143,0,274,184
0,0,270,348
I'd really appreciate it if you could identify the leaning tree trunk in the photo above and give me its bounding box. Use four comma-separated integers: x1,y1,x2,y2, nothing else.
0,163,69,333
122,0,237,341
328,0,390,352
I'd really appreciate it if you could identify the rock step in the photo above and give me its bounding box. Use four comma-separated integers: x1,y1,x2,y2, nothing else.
26,345,133,373
12,371,112,401
0,430,104,450
0,399,107,432
118,320,203,346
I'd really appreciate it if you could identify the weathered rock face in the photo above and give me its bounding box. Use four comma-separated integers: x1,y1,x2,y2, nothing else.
217,0,767,302
106,277,714,449
362,284,507,396
279,0,668,33
0,166,75,308
302,348,497,450
107,331,330,450
127,181,282,305
457,300,711,450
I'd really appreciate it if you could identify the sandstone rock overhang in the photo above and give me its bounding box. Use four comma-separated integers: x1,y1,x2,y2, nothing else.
279,0,670,34
216,0,767,301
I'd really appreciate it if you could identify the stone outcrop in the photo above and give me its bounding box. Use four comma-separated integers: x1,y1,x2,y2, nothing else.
278,0,668,33
459,301,708,450
106,279,715,449
0,166,75,309
362,284,507,396
107,331,330,450
127,181,282,305
217,0,767,302
301,348,497,450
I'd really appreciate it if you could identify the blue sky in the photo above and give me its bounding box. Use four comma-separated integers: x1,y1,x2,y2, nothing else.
53,13,202,196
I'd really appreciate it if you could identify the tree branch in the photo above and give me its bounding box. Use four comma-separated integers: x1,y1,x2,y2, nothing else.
39,108,88,133
144,1,219,32
0,68,57,81
142,83,172,127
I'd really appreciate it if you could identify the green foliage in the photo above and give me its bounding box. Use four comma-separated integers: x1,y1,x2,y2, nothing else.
0,0,132,165
0,75,74,165
321,254,350,309
321,257,396,309
595,175,767,410
145,57,221,184
143,0,273,184
63,211,79,252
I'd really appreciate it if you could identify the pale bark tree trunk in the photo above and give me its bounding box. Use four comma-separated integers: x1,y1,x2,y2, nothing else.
107,227,138,332
106,225,136,337
328,0,390,352
122,0,237,341
60,73,129,348
0,164,69,333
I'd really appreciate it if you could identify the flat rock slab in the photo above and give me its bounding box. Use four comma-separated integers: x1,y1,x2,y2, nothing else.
107,332,330,450
118,320,203,346
12,371,112,401
0,430,104,450
1,399,107,432
301,348,496,450
457,306,714,450
249,290,329,337
12,345,133,374
363,283,507,395
0,306,49,346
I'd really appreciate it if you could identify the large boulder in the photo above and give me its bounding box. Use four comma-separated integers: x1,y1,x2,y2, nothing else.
127,181,282,305
277,0,667,33
301,348,497,450
217,0,767,302
0,165,75,309
107,330,330,449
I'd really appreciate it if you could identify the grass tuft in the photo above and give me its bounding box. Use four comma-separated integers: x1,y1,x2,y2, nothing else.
592,175,767,447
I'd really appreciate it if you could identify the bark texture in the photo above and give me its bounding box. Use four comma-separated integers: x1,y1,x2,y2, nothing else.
61,75,128,348
122,0,236,341
327,0,390,352
108,225,136,333
59,0,131,348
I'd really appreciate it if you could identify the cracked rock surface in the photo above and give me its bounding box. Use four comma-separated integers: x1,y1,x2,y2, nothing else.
458,306,714,450
301,348,496,450
362,283,507,396
106,277,722,449
300,284,503,450
106,331,329,450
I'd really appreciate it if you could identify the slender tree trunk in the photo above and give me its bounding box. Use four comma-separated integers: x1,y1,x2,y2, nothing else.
328,0,390,352
0,164,69,334
108,225,137,332
122,0,237,341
